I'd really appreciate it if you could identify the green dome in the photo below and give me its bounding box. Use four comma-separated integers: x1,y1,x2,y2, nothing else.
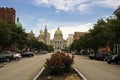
16,17,22,27
55,28,62,35
16,22,22,27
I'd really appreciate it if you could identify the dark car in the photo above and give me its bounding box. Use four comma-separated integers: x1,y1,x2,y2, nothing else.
107,55,120,64
22,52,35,57
94,52,110,61
0,51,13,62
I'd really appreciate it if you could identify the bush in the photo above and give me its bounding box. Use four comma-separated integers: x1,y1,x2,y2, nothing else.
45,51,74,75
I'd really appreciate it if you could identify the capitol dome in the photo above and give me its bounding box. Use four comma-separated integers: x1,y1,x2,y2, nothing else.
54,27,63,40
55,28,62,35
16,17,22,27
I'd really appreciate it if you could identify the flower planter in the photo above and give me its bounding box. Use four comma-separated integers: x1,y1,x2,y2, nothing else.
33,67,87,80
33,52,87,80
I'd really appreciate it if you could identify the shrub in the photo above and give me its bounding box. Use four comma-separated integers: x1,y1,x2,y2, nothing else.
45,51,74,75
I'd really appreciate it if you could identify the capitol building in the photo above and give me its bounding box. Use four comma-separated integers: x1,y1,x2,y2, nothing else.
51,28,66,50
38,27,66,50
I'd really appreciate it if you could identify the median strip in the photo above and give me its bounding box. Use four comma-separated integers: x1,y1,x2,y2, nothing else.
33,67,87,80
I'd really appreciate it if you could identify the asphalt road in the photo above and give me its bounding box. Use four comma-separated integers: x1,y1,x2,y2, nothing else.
1,54,120,80
74,55,120,80
0,54,51,80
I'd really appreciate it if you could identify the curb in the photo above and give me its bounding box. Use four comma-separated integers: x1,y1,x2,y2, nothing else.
33,67,45,80
33,67,87,80
74,68,87,80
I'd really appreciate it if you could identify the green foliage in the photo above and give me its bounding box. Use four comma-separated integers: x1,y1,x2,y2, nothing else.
47,45,54,52
26,38,54,52
0,20,28,50
114,6,120,19
0,21,11,46
45,51,74,75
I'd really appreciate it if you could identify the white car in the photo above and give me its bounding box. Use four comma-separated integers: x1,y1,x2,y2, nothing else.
12,52,22,60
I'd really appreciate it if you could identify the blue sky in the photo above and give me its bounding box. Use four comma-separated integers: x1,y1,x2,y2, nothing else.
0,0,120,39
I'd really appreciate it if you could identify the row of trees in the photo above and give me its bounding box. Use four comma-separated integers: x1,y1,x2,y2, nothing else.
69,6,120,54
0,21,54,52
27,38,54,52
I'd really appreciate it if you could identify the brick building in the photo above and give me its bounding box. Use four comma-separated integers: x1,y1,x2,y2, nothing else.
0,7,16,51
73,32,86,40
0,7,16,24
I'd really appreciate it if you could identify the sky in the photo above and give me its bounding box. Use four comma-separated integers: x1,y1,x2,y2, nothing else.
0,0,120,39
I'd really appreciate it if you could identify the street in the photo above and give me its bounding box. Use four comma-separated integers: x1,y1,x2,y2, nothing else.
74,55,120,80
0,54,120,80
0,54,51,80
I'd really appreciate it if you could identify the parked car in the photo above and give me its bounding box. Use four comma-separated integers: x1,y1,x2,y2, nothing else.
41,51,48,54
89,53,95,60
22,52,35,57
0,51,13,62
103,53,111,61
107,55,120,64
94,52,110,61
12,52,22,60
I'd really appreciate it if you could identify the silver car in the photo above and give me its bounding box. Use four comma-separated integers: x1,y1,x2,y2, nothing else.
12,52,22,60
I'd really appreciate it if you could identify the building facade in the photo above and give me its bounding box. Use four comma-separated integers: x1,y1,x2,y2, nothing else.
51,28,66,50
73,32,86,40
67,34,73,47
0,7,16,24
38,25,50,45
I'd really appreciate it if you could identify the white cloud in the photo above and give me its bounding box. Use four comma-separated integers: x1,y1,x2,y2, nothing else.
77,4,90,13
33,0,90,13
33,0,120,13
33,0,50,6
95,0,120,9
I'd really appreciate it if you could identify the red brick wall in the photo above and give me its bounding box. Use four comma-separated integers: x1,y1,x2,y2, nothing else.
0,7,16,24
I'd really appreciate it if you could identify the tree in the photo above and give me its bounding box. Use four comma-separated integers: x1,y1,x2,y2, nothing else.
0,21,11,49
112,7,120,43
106,9,120,53
26,38,54,52
69,39,81,52
80,19,107,53
114,6,120,19
0,20,28,51
47,45,54,52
